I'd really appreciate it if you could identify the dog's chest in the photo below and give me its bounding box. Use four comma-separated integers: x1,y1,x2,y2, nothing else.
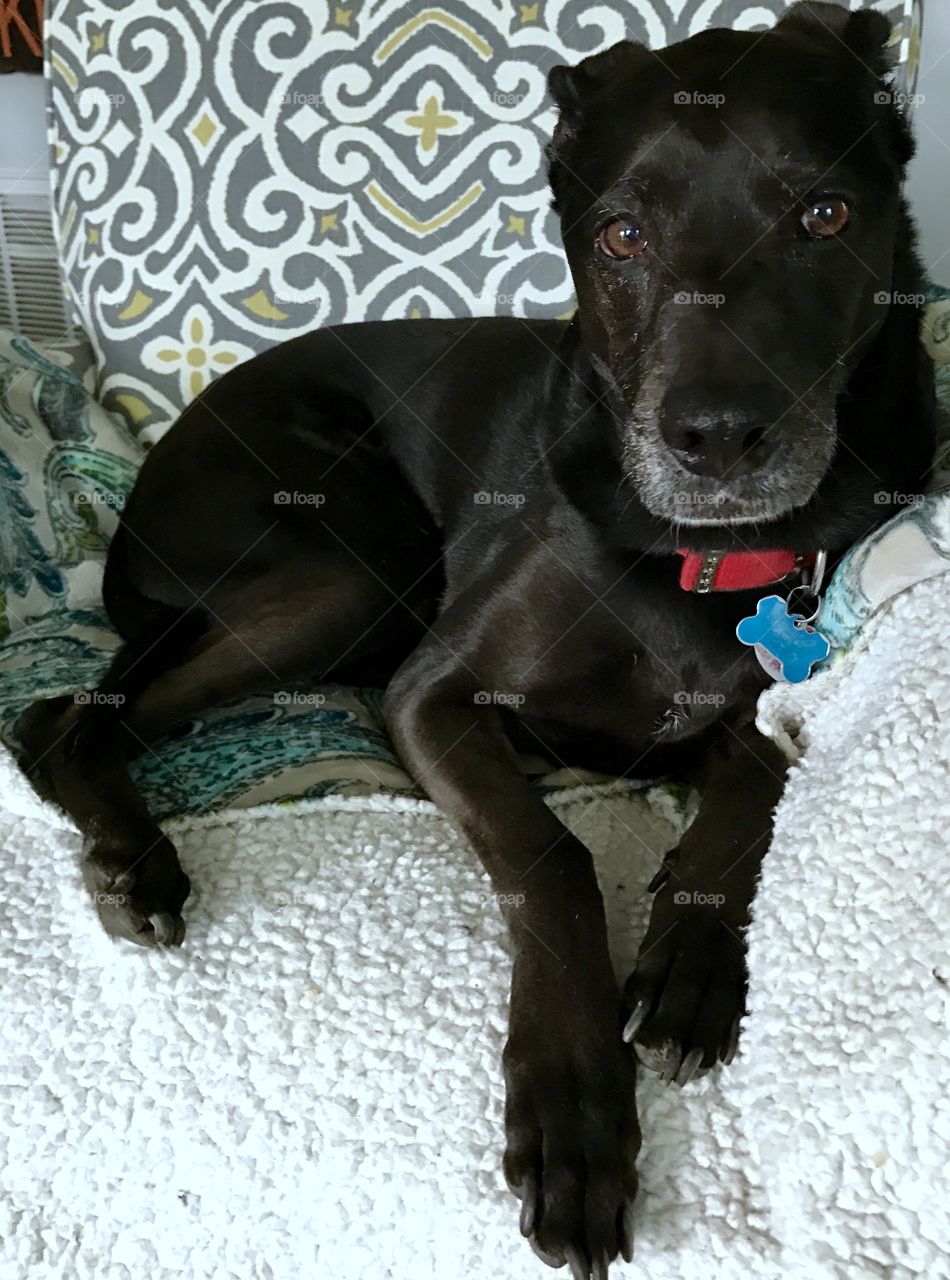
492,583,765,767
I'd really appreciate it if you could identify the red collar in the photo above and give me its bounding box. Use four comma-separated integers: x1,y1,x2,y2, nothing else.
677,548,816,593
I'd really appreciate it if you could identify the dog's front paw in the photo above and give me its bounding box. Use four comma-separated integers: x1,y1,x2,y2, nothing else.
82,832,190,948
502,1023,639,1276
622,876,746,1085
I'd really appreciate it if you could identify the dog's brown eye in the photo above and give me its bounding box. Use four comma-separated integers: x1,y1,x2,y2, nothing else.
597,220,648,259
801,198,850,238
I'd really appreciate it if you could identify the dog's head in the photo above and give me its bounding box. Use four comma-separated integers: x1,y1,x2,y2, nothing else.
547,1,916,528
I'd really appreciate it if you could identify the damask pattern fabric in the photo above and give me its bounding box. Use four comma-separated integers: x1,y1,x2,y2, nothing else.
45,0,921,440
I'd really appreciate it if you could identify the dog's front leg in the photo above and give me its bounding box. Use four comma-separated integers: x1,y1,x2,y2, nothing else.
623,719,788,1086
385,662,638,1275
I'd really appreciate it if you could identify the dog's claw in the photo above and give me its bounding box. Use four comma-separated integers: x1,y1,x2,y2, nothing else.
622,996,651,1043
565,1245,590,1280
723,1013,742,1065
518,1171,538,1237
592,1246,610,1280
647,864,671,893
675,1046,704,1086
147,912,176,946
618,1201,635,1263
661,1044,683,1085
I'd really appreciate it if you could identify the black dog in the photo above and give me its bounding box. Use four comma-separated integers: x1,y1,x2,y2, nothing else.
19,3,935,1275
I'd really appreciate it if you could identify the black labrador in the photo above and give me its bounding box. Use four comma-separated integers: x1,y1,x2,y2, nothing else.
18,3,935,1275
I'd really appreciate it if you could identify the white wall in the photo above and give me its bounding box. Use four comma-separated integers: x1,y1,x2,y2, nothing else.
906,4,950,287
0,73,48,191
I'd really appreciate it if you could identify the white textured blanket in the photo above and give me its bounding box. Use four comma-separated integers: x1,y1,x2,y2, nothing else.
1,573,949,1280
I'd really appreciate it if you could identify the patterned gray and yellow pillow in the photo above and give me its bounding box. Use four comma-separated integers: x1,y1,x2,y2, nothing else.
46,0,921,442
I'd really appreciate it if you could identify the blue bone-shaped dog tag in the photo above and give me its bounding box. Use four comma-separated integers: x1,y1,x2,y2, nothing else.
736,594,830,684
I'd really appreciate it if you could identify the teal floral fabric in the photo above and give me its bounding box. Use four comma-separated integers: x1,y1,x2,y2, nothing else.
0,331,417,818
816,285,950,653
0,334,128,640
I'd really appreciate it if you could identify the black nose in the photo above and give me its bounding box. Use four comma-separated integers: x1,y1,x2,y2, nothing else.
660,383,787,479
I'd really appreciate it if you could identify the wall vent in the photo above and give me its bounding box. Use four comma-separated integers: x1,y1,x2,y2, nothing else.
0,180,73,343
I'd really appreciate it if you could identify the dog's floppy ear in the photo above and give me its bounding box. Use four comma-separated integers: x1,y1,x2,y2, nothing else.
548,41,649,144
777,1,912,166
777,1,895,79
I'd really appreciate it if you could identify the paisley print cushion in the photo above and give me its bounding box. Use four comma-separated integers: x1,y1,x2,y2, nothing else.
0,331,418,817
